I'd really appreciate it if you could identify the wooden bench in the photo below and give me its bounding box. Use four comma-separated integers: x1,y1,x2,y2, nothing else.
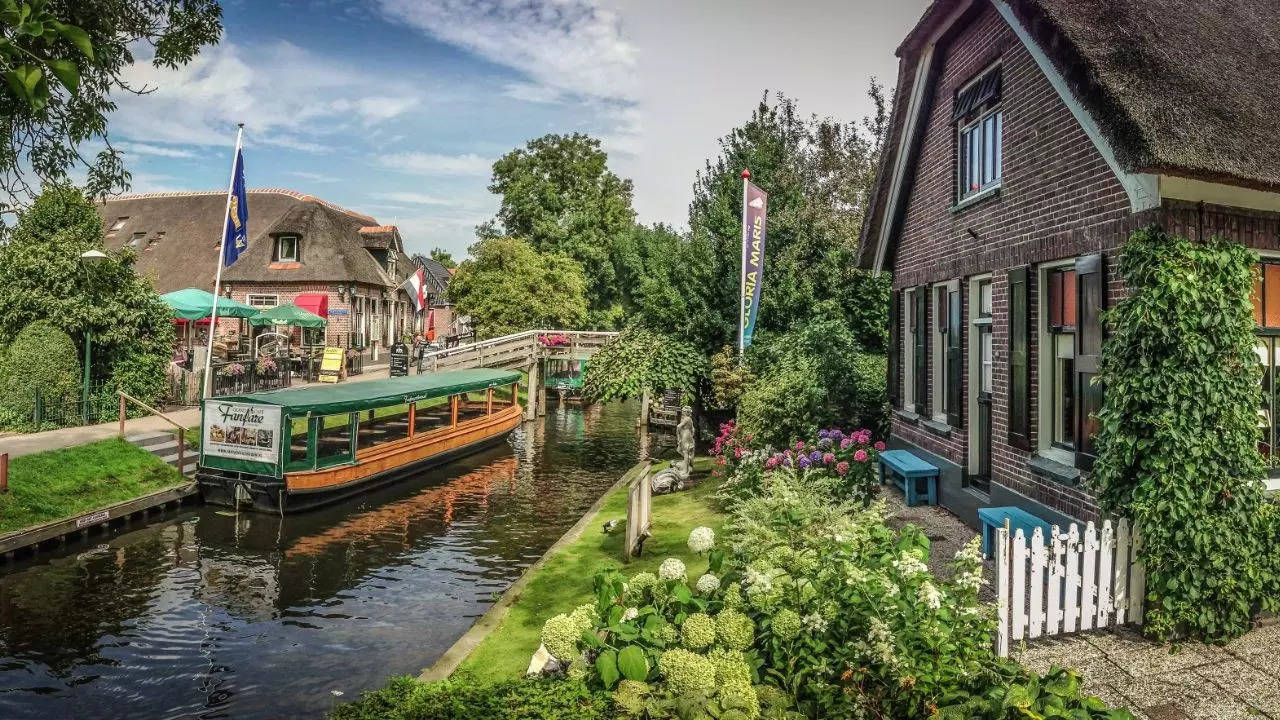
877,450,938,507
977,506,1053,558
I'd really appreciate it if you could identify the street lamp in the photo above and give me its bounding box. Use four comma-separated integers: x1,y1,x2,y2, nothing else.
79,250,108,423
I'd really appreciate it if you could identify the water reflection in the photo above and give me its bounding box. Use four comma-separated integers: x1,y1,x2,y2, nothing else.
0,400,644,719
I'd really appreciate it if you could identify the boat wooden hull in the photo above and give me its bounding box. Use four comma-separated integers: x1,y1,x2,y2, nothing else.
196,404,523,513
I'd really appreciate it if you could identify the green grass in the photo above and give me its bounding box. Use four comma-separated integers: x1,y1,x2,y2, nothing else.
457,467,728,682
0,438,185,534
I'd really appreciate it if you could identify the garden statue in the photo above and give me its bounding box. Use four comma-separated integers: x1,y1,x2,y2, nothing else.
651,406,695,494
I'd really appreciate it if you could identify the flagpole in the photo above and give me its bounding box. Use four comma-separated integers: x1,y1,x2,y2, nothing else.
203,123,245,398
739,168,750,355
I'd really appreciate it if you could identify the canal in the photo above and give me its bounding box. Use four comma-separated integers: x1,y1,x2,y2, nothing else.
0,401,656,719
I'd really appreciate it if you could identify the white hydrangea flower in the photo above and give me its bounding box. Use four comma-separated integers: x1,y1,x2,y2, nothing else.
883,580,899,598
658,557,687,581
917,581,942,610
801,612,828,633
891,551,928,578
695,573,720,594
687,526,715,554
621,607,639,622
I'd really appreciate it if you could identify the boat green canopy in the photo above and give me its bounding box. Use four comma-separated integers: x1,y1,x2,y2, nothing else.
218,368,522,416
249,302,326,328
162,287,259,320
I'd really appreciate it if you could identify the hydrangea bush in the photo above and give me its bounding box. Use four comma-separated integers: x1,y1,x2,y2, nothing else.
714,422,883,508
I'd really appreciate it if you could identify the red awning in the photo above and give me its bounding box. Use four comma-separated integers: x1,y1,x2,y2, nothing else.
294,292,329,318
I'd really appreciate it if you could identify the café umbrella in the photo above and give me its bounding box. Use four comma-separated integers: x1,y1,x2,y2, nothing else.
161,287,259,320
249,302,326,328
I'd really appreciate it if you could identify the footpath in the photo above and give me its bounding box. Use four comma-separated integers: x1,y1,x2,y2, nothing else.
0,362,391,460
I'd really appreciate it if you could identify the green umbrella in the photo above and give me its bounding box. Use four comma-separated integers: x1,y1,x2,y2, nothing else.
161,287,259,320
249,302,326,328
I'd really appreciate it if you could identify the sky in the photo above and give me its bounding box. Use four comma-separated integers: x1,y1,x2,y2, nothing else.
105,0,930,258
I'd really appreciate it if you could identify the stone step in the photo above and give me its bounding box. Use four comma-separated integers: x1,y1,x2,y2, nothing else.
126,431,175,448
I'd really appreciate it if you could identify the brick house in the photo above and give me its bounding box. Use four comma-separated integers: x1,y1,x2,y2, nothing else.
98,189,422,358
860,0,1280,529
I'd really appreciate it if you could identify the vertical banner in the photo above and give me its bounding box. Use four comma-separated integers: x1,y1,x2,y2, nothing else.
740,178,768,350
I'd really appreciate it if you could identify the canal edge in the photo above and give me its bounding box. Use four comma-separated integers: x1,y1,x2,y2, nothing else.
417,459,648,682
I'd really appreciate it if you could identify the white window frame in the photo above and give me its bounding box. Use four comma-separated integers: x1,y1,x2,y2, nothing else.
1036,258,1078,466
247,294,279,309
277,235,299,262
931,279,960,424
955,64,1003,204
903,289,918,413
966,274,993,475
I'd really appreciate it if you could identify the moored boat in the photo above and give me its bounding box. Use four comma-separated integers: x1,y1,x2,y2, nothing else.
195,368,523,513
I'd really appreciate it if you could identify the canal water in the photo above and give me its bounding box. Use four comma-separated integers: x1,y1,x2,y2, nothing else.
0,401,661,719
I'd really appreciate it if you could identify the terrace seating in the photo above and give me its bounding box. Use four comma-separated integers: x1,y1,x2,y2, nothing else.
877,450,939,507
977,506,1053,558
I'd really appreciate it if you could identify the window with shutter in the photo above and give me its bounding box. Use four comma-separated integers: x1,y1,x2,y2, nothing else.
913,288,928,414
946,285,963,427
1008,267,1031,450
888,290,901,408
1073,254,1106,468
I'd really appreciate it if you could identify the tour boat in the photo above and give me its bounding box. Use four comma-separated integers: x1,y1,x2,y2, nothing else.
195,368,523,513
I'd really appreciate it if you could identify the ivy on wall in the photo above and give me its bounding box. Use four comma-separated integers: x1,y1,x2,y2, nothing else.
1092,226,1274,641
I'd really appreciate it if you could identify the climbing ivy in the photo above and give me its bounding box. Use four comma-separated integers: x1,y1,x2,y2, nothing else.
581,328,706,403
1092,227,1274,642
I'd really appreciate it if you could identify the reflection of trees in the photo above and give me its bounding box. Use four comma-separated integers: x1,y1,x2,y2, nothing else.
0,523,179,675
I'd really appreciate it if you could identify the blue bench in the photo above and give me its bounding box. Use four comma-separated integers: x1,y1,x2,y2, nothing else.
977,506,1053,558
877,450,938,507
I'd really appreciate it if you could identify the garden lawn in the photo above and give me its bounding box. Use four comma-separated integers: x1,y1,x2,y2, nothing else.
0,438,185,534
457,466,726,682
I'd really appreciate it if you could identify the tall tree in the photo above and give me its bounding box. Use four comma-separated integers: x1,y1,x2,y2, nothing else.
448,236,587,338
0,0,223,216
484,133,635,326
428,247,456,269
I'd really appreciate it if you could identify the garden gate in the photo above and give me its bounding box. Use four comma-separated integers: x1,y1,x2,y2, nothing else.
993,519,1146,656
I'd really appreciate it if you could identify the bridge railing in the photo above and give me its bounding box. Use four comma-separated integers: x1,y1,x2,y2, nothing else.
418,329,618,373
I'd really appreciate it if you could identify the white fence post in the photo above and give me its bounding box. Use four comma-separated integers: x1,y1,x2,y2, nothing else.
994,516,1146,657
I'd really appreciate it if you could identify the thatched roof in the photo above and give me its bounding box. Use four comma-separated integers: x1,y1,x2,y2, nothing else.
861,0,1280,267
97,189,403,293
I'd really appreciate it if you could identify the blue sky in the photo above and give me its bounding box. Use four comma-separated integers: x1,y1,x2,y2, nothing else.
106,0,927,258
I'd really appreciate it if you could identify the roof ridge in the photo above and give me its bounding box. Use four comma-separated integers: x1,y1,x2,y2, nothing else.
103,188,377,225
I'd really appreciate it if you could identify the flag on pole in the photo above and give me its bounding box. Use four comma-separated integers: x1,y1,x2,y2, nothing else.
400,267,427,311
740,177,768,350
222,149,248,267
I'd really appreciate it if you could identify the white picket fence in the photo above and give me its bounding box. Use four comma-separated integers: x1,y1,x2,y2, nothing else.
994,519,1146,656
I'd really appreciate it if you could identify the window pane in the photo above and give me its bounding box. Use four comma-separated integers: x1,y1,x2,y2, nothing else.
970,129,981,191
1253,267,1264,326
1049,271,1063,327
1266,264,1280,327
1263,338,1277,456
983,115,996,184
981,331,993,393
993,111,1003,181
1078,269,1102,355
413,397,451,435
357,404,411,449
979,281,992,316
316,413,353,463
1053,333,1076,448
1062,270,1078,327
289,416,309,464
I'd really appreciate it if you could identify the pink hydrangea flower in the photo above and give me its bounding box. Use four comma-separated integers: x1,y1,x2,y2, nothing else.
765,457,779,469
836,461,850,476
854,449,868,462
795,441,805,451
822,452,835,464
839,438,852,450
734,446,744,458
874,441,886,452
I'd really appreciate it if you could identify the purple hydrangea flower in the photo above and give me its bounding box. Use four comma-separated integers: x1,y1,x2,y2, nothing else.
809,451,822,462
798,456,811,468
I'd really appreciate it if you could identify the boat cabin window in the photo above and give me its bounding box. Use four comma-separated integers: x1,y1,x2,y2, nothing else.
413,396,451,435
457,391,490,422
357,403,411,448
315,412,355,466
289,416,310,466
491,383,517,409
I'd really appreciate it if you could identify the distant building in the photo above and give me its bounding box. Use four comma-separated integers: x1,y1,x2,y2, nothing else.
413,255,466,341
97,189,422,357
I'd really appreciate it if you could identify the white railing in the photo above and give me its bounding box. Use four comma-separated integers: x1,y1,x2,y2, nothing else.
994,519,1145,657
419,329,618,372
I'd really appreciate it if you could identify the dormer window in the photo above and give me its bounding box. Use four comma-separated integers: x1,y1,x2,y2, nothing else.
109,216,128,232
276,235,299,262
127,231,145,247
954,65,1002,203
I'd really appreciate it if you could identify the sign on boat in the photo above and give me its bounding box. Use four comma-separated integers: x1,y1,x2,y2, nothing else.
196,368,523,513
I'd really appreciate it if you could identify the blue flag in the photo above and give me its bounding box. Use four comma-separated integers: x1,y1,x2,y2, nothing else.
222,149,248,266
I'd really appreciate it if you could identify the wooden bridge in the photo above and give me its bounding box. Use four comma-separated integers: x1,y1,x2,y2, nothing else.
417,330,617,420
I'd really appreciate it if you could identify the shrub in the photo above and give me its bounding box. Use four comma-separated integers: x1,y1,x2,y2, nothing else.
1092,228,1273,641
582,327,706,403
0,320,82,430
329,674,610,720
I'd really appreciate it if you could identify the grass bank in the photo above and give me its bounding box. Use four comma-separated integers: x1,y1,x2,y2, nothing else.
0,438,185,534
456,459,725,682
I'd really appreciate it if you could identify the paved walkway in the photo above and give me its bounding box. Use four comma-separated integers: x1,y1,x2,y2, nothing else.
0,363,390,459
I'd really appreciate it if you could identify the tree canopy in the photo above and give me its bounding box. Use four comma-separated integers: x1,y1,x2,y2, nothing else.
0,0,223,215
483,133,635,326
0,185,174,406
448,236,588,339
428,247,456,269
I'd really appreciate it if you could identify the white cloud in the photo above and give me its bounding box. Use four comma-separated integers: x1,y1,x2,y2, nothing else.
377,0,637,102
286,170,340,183
376,191,454,206
377,152,493,177
109,40,419,150
114,141,198,159
503,82,564,105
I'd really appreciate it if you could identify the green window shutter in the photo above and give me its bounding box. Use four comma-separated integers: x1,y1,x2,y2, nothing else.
1073,253,1106,469
1007,266,1031,450
946,285,963,427
888,289,901,409
913,287,928,413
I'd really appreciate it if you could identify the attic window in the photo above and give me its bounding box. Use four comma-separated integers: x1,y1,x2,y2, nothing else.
127,231,146,247
955,65,1003,202
147,232,165,249
110,216,128,232
277,235,299,262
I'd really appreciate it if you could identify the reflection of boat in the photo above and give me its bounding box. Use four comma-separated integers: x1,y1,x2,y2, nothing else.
196,369,523,513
